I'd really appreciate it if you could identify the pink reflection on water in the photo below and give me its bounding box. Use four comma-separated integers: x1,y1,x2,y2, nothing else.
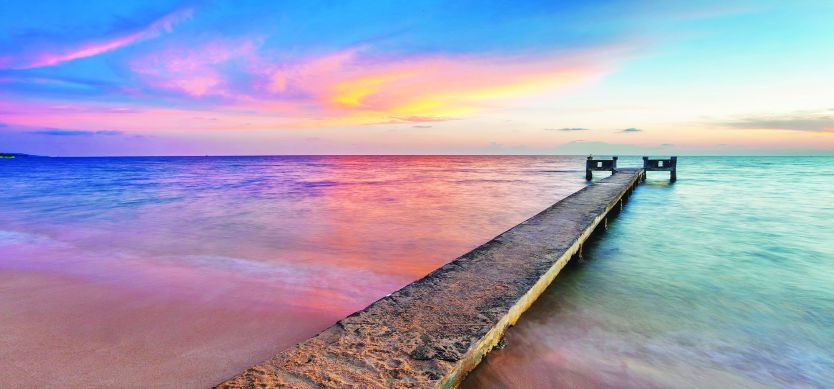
0,156,585,387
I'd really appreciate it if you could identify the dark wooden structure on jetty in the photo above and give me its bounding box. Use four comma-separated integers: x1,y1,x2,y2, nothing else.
586,155,677,182
585,156,618,180
643,156,677,182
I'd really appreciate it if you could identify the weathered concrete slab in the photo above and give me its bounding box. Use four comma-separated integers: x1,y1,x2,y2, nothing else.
217,169,643,389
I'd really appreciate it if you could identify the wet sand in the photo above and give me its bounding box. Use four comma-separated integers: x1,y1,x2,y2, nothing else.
0,271,332,387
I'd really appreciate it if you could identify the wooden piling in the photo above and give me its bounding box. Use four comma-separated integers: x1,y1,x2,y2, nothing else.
585,156,593,181
670,156,677,182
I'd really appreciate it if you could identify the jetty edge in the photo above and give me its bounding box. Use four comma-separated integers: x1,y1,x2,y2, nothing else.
217,168,644,389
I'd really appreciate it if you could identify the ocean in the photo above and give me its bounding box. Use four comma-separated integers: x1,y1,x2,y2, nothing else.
0,156,584,387
464,156,834,388
0,156,832,387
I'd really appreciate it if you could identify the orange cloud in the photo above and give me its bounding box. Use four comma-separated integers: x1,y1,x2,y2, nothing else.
2,45,621,132
250,48,615,126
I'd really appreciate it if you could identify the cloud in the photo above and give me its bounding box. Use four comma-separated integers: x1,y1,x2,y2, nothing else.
0,39,607,132
117,43,624,128
393,116,455,123
95,130,124,136
30,129,123,136
545,127,589,132
722,112,834,132
412,125,432,128
129,37,258,97
6,8,193,70
619,128,642,133
1,33,633,132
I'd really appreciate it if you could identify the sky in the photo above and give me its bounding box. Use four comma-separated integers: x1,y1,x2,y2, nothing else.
1,0,833,156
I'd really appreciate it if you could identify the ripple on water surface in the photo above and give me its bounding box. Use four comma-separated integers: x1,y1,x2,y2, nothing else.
463,156,834,389
0,155,587,387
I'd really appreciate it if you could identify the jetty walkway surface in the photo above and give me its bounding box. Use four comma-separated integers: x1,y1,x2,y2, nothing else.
218,168,644,389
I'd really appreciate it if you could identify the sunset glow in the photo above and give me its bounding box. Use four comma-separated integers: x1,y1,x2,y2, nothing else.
1,1,833,155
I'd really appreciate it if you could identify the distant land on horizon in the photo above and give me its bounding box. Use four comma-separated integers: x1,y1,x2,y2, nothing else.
0,153,45,158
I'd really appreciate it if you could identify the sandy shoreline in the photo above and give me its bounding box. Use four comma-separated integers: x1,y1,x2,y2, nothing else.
0,270,333,388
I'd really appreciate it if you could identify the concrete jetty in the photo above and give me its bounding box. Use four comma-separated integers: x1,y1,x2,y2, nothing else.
218,168,644,389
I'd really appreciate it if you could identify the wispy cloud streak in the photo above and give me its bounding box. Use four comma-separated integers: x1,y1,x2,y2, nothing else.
30,129,123,136
9,8,193,70
723,112,834,133
545,127,589,132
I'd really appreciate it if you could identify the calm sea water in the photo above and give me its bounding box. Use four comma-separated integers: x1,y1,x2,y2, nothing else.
0,155,587,387
464,156,834,388
1,156,831,388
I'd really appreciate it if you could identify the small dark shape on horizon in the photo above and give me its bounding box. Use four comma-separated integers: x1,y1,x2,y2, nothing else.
0,153,43,158
619,128,642,133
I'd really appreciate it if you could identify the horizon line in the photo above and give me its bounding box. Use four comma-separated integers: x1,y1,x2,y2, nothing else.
4,153,833,158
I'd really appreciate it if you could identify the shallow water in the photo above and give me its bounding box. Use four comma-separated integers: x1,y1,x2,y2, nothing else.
463,156,834,388
0,155,587,387
2,156,832,388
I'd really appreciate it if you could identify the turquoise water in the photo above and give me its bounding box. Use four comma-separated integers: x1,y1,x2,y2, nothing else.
464,157,834,388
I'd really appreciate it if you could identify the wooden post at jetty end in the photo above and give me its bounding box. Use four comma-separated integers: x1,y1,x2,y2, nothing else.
642,156,678,182
585,156,592,180
585,155,618,181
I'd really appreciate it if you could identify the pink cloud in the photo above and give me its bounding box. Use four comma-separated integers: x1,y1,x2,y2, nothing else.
244,47,617,124
132,41,616,119
0,100,297,132
9,8,193,70
3,44,626,132
130,38,259,97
